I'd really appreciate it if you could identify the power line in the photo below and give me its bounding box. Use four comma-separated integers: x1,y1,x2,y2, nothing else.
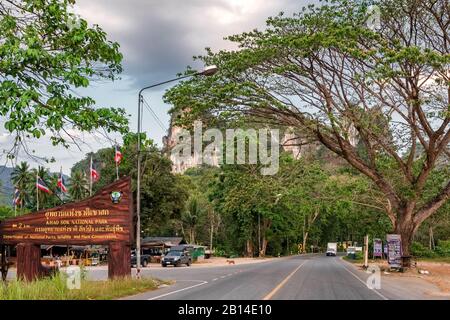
142,98,168,132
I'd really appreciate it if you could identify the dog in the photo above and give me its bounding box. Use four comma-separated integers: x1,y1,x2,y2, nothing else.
226,259,235,265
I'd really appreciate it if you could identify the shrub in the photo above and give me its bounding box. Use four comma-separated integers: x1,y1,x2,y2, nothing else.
410,242,436,258
435,240,450,256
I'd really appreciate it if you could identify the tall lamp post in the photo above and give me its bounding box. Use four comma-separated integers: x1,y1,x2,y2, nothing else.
135,65,218,277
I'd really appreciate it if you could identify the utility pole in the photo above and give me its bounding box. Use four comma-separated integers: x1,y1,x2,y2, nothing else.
136,65,218,278
89,155,93,196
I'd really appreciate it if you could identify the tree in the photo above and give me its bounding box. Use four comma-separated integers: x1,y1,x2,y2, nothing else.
0,0,128,159
182,196,203,244
165,0,449,255
11,161,33,207
69,170,88,201
70,133,190,237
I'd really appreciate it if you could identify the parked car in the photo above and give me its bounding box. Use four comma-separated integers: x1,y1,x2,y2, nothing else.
131,251,150,267
161,250,192,267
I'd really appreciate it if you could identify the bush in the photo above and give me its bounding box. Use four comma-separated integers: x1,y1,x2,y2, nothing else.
410,242,436,258
435,240,450,256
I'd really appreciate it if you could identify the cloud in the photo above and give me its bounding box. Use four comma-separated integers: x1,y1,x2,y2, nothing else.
76,0,306,87
1,0,316,172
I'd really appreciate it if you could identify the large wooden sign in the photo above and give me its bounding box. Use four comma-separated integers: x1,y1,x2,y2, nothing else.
0,177,134,280
0,177,133,245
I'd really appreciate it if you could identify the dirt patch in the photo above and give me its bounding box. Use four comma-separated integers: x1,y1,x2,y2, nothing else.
353,259,450,296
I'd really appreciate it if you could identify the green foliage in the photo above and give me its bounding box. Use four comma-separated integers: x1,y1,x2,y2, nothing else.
0,0,129,157
435,240,450,256
411,242,437,258
164,0,449,255
70,133,189,237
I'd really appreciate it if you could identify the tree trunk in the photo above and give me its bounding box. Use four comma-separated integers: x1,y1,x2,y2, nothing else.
261,238,268,257
246,239,253,257
429,226,435,250
393,210,416,257
302,231,309,253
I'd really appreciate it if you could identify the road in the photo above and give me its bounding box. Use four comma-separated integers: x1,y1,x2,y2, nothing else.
5,254,443,299
122,255,393,300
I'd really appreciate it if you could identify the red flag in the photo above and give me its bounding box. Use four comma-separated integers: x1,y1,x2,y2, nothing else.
36,177,52,194
90,163,100,181
114,145,123,164
57,169,67,193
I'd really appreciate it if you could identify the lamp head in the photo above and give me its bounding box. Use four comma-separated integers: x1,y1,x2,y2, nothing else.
200,65,218,76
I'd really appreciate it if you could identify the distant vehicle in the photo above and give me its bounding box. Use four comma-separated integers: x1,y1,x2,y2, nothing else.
346,247,356,255
161,250,192,267
326,242,337,256
130,251,150,267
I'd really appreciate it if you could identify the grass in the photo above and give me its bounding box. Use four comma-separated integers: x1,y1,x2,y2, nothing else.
342,256,364,263
0,275,161,300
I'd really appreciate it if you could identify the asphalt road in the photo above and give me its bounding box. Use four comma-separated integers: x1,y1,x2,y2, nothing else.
122,255,390,300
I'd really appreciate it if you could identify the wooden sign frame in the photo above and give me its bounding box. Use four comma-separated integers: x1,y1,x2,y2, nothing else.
0,177,134,280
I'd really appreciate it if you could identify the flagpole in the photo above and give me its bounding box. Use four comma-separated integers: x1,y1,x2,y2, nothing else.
114,141,120,181
36,173,39,211
89,156,93,196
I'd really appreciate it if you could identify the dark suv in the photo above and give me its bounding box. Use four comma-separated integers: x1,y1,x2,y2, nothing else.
161,250,192,267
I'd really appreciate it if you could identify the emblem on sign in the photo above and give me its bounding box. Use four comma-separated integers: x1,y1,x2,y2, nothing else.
110,191,123,204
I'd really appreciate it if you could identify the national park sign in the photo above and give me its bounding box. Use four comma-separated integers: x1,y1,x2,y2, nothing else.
0,177,134,280
0,177,133,245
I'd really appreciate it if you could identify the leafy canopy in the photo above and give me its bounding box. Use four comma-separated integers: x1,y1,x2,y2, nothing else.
0,0,129,156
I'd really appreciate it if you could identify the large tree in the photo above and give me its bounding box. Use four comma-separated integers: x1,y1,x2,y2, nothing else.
165,0,450,255
0,0,128,159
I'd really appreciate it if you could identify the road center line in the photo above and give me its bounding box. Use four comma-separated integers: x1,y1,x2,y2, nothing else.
263,261,307,300
336,259,389,300
147,280,208,300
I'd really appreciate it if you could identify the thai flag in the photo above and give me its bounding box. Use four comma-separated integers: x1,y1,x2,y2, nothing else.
90,163,100,181
114,145,123,164
57,169,67,193
36,177,52,194
13,188,21,206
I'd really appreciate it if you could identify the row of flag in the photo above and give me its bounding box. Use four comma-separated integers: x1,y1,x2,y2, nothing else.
13,145,123,207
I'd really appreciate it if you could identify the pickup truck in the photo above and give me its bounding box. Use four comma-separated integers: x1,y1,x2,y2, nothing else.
130,252,150,267
161,250,192,267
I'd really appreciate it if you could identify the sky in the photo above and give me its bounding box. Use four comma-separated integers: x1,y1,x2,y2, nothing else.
0,0,313,173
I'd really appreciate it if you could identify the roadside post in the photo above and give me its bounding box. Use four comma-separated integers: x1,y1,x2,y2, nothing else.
363,235,369,269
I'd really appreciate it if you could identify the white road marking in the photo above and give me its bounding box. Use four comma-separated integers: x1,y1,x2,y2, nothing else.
336,259,389,300
147,280,208,300
212,278,218,281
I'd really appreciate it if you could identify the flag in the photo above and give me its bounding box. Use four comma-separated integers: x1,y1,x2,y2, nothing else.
90,162,100,181
36,177,52,194
57,169,67,193
114,145,123,164
13,188,21,206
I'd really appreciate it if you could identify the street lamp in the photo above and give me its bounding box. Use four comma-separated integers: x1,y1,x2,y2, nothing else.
135,65,218,277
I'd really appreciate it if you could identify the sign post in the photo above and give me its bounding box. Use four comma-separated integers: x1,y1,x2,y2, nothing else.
373,238,382,258
387,234,402,269
0,177,134,281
